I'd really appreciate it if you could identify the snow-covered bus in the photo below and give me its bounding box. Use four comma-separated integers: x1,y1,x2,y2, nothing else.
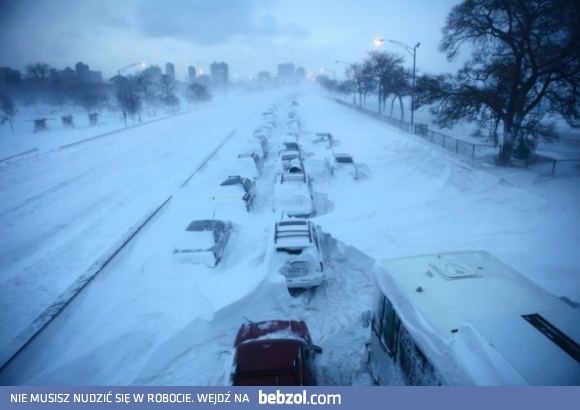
363,250,580,385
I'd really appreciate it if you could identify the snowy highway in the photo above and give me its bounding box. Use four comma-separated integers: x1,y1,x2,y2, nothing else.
1,86,578,385
0,92,280,353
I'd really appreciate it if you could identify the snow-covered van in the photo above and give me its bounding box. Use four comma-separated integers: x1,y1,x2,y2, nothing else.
363,250,580,385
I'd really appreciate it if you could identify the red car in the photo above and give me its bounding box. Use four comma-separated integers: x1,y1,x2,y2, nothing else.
231,320,322,386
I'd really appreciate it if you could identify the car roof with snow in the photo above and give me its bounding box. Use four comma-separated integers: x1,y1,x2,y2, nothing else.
274,220,314,248
280,171,307,184
186,219,228,232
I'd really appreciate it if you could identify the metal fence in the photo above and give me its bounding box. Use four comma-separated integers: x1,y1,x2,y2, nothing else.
335,99,580,176
334,99,495,159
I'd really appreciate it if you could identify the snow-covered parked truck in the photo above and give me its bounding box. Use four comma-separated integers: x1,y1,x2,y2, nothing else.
362,250,580,385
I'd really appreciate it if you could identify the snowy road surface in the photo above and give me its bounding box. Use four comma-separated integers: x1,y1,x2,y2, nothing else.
0,85,578,385
0,92,277,351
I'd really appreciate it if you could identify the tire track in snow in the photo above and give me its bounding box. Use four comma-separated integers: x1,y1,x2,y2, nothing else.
0,170,93,218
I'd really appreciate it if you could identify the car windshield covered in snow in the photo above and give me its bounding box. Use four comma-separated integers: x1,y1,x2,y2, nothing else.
334,154,353,163
282,141,300,151
173,220,232,267
213,176,255,212
219,176,253,193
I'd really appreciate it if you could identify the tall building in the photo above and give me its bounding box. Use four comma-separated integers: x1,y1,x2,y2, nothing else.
296,67,306,79
74,62,102,83
165,62,175,81
142,65,162,82
188,65,196,83
210,62,229,85
75,62,89,82
277,63,295,82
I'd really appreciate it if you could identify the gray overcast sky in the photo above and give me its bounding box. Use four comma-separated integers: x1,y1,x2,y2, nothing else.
0,0,462,81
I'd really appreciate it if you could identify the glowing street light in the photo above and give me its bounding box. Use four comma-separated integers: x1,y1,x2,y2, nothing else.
374,37,421,130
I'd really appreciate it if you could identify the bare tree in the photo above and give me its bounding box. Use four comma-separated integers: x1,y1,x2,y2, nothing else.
135,72,159,116
417,0,580,165
113,76,142,125
157,75,180,113
337,79,356,101
24,62,52,80
366,51,406,114
186,83,212,107
74,83,107,114
347,62,376,106
316,75,338,95
1,93,17,132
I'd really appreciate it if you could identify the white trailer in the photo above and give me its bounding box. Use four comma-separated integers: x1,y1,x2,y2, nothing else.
363,250,580,385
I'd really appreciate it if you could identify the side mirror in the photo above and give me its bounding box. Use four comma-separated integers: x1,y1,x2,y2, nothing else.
312,345,323,354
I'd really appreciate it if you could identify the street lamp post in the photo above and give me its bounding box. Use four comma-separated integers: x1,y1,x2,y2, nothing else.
117,62,146,77
334,60,351,78
374,38,420,131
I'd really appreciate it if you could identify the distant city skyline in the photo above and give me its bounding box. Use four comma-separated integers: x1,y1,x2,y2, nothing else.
0,0,463,80
0,59,309,85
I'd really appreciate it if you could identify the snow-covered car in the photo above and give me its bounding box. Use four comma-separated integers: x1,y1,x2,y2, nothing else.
254,124,273,139
279,149,302,172
274,171,314,217
173,219,233,267
242,137,267,160
271,220,324,288
234,153,261,179
262,111,276,127
212,176,256,211
231,319,322,386
326,152,358,179
285,119,300,134
253,133,269,159
314,132,334,149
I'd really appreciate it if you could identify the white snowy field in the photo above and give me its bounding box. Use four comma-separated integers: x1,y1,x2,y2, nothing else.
0,84,578,385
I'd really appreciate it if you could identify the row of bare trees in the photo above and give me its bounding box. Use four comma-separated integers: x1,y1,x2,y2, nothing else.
0,62,214,130
318,51,412,120
319,0,580,165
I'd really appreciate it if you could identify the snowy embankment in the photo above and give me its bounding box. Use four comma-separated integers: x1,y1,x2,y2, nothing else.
1,84,578,386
